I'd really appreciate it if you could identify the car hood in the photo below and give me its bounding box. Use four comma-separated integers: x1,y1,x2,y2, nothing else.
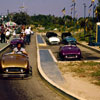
60,45,80,54
49,37,60,42
1,54,28,69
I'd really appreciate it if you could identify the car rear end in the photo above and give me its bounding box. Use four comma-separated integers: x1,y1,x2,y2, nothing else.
59,45,81,60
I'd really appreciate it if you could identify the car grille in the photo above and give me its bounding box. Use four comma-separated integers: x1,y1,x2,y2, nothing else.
51,41,59,44
4,67,26,73
65,54,78,58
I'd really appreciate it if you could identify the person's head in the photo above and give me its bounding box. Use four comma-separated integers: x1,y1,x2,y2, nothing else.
17,42,22,49
7,29,9,32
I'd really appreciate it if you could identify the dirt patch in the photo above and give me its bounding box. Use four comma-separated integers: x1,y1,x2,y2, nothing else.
57,61,100,100
58,61,100,85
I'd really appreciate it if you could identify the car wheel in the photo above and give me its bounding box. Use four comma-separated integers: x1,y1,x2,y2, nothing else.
59,53,64,61
29,66,32,76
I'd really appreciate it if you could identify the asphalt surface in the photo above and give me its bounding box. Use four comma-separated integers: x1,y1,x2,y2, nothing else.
40,35,100,61
40,45,100,61
0,35,66,100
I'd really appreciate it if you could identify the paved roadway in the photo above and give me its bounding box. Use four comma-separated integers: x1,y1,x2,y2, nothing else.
0,35,66,100
41,35,100,61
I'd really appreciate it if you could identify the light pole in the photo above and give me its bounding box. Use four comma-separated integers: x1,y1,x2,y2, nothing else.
72,0,76,19
92,0,95,18
83,3,86,39
72,0,76,33
71,8,73,18
92,0,96,43
62,7,66,31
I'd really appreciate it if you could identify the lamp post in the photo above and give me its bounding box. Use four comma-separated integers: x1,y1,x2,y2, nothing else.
92,0,95,43
72,0,76,33
72,0,76,19
92,0,95,18
83,3,86,39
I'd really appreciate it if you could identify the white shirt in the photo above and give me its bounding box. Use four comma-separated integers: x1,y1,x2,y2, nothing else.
13,47,26,54
25,29,31,35
13,30,16,36
6,31,10,36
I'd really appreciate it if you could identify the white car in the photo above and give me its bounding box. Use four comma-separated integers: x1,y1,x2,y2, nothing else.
46,32,60,45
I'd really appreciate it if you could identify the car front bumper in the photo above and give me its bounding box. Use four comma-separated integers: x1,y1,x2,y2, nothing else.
0,73,32,79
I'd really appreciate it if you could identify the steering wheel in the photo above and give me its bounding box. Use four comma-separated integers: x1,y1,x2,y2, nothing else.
15,51,28,57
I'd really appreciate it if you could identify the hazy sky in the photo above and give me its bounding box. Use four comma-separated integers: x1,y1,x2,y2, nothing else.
0,0,98,18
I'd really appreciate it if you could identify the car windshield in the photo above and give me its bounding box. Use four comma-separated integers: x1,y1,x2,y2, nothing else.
61,32,72,39
46,32,57,38
68,41,76,45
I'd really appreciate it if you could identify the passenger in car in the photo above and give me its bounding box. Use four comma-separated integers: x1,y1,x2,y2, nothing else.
12,42,27,55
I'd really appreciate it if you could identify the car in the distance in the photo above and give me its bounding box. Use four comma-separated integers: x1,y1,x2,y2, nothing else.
62,36,77,45
0,53,32,78
61,32,72,40
58,44,82,60
10,38,24,48
46,32,60,45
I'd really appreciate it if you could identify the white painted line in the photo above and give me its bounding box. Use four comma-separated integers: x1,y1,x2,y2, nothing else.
48,49,57,63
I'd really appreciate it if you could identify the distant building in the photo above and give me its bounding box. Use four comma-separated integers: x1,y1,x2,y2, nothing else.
38,27,45,30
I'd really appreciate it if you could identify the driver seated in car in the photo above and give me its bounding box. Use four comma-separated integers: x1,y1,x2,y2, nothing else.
12,42,27,55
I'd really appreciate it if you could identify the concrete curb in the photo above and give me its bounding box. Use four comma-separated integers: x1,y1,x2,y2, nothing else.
36,34,47,46
77,42,100,53
36,36,86,100
37,49,86,100
0,44,10,53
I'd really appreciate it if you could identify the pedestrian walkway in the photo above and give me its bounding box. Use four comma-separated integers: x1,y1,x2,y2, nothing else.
0,36,14,51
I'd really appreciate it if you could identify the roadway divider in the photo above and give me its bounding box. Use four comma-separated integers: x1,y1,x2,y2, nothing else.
77,42,100,53
36,35,86,100
36,34,47,46
0,36,14,52
0,44,10,53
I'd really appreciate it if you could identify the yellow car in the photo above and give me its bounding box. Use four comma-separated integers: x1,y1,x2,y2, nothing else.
0,53,32,78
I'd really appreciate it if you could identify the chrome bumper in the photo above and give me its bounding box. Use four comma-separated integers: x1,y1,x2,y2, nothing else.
0,73,32,79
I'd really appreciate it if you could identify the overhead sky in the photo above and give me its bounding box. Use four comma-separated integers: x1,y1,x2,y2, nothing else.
0,0,98,18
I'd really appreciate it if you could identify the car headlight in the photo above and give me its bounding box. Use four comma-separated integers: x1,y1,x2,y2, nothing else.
6,69,8,72
20,69,24,73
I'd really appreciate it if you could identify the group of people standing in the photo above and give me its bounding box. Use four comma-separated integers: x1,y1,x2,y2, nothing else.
0,24,16,43
20,26,33,45
0,24,34,45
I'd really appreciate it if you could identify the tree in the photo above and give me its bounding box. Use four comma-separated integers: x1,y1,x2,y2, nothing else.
95,0,100,21
12,12,31,25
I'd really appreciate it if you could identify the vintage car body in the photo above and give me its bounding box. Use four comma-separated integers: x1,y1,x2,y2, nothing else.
0,53,32,78
46,32,60,45
10,38,24,48
59,45,81,60
61,32,72,40
63,36,77,45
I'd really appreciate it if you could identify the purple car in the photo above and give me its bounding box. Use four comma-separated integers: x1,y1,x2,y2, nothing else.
10,38,24,48
59,45,82,60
